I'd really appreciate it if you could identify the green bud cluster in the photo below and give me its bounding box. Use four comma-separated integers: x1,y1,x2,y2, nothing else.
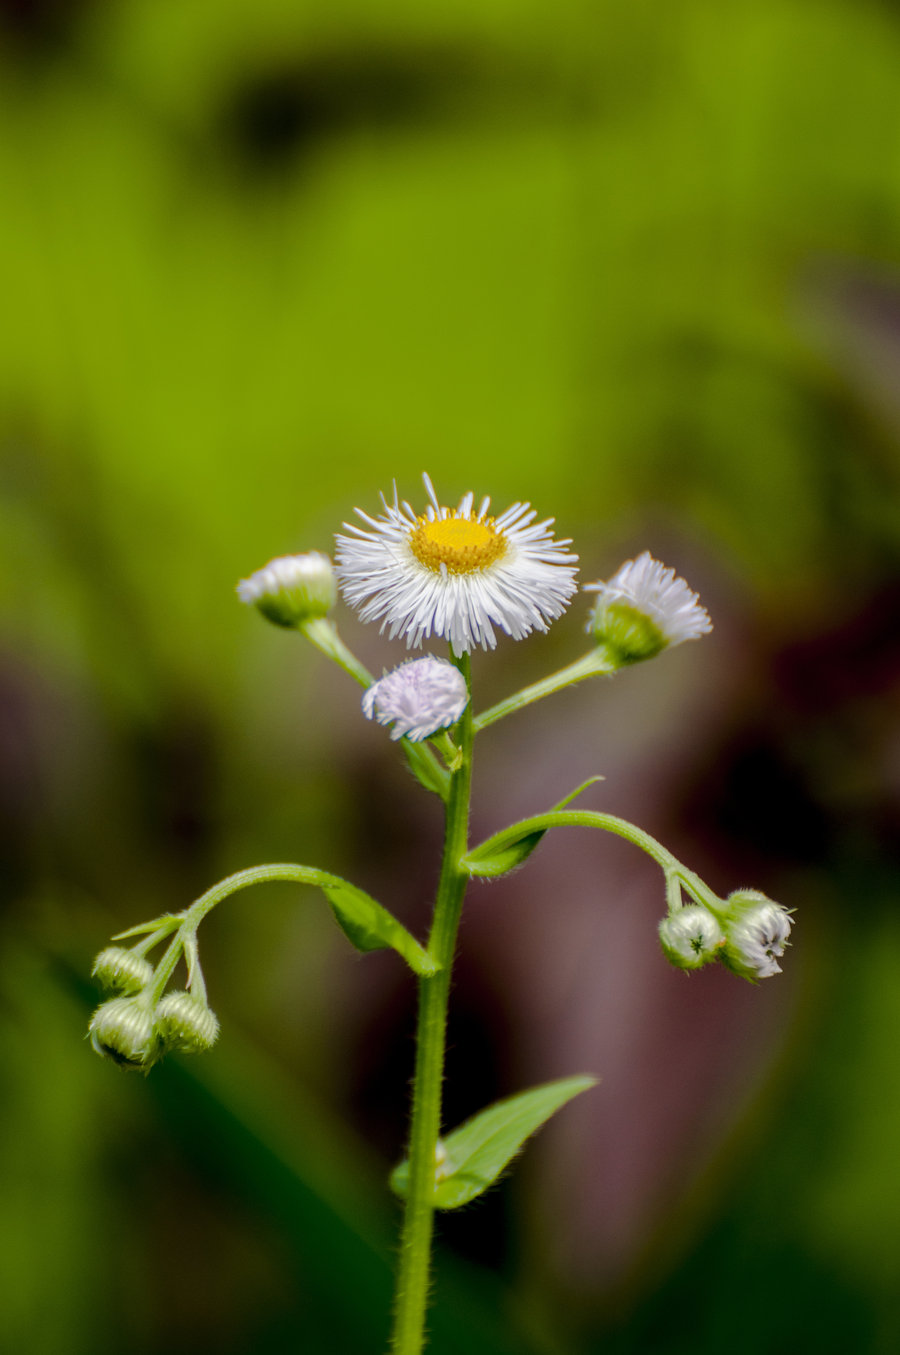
88,941,220,1072
659,888,793,982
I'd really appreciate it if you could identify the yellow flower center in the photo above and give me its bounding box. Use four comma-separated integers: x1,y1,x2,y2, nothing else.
408,514,508,575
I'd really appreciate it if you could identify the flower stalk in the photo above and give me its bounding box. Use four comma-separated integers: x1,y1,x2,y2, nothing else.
473,647,617,732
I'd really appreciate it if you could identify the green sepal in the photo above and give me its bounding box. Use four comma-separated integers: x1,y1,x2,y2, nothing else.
390,1074,597,1209
462,777,604,879
320,877,437,976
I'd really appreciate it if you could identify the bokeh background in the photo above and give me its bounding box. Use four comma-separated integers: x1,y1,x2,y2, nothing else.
4,1,900,1351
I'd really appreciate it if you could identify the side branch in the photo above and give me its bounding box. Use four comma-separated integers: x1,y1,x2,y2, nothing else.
141,864,437,1005
462,810,716,907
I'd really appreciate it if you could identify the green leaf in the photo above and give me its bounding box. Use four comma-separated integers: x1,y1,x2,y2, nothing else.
461,776,604,879
321,879,437,976
390,1074,597,1209
462,829,546,879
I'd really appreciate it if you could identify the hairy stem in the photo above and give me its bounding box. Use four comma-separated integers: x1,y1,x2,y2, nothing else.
390,654,473,1355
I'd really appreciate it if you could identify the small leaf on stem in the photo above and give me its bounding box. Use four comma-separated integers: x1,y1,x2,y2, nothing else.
322,880,437,976
462,776,604,879
390,1074,597,1209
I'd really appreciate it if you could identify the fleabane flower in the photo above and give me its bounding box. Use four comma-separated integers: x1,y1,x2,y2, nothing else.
585,552,711,663
237,552,336,627
335,475,578,654
362,656,468,741
720,890,793,981
658,904,725,972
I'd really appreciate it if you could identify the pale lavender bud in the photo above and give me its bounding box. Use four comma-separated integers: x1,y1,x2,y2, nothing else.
362,657,468,741
720,890,793,980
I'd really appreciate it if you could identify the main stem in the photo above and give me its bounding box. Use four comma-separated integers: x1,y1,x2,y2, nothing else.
390,655,473,1355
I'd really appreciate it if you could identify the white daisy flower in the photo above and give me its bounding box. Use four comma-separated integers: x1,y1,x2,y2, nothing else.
237,552,336,627
658,904,725,971
362,656,469,742
720,890,793,981
335,475,579,654
584,551,711,662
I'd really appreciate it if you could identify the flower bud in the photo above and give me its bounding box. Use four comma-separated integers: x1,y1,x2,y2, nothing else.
719,889,793,981
236,552,336,627
362,656,468,741
154,991,219,1054
89,996,161,1070
658,904,725,971
91,946,154,995
585,553,711,664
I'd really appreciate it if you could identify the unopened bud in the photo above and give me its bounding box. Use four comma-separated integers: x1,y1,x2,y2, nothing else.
91,946,154,995
585,553,711,664
89,996,161,1070
237,552,336,627
155,991,219,1053
362,656,468,742
720,889,793,981
659,904,725,971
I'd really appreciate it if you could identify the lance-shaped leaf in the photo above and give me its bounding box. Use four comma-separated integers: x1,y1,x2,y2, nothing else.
462,829,545,879
462,777,604,879
391,1074,597,1209
318,876,437,976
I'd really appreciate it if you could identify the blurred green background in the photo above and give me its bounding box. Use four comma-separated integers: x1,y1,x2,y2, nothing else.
4,0,900,1351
